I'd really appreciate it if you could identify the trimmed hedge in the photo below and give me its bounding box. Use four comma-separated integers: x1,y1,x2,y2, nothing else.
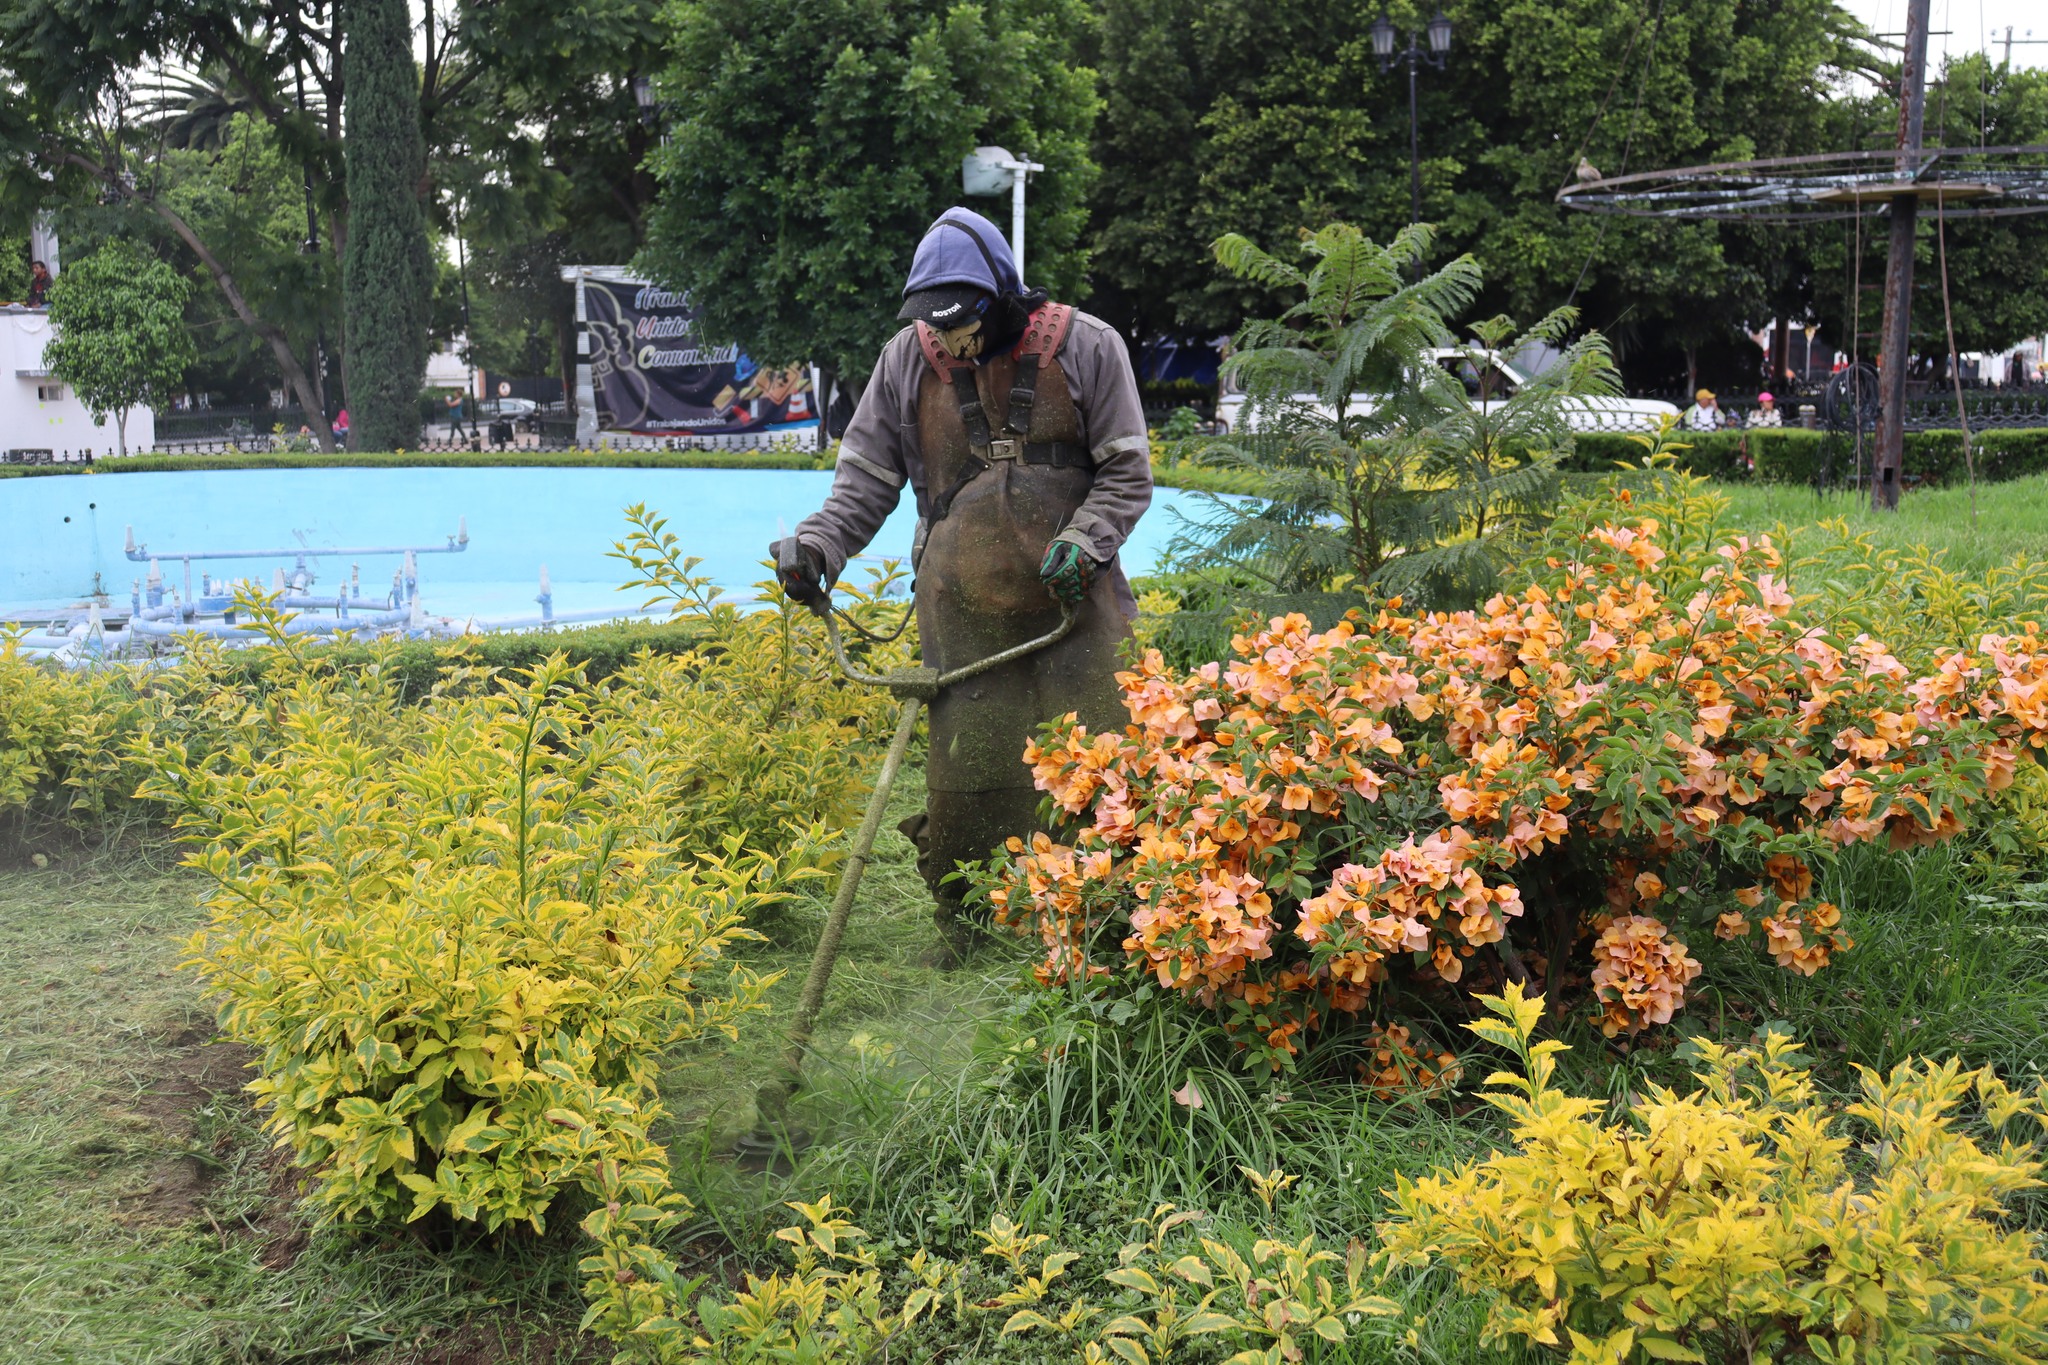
0,448,830,480
203,616,708,704
1565,428,2048,487
14,432,2040,493
0,445,1265,497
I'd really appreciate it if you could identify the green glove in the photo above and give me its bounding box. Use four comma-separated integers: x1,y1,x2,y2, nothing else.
1039,539,1096,606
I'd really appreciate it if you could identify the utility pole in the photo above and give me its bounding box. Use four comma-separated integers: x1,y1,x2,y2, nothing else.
1871,0,1930,512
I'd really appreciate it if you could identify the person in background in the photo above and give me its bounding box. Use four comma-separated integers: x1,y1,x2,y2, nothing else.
1748,391,1783,428
25,261,51,307
333,408,351,446
1685,388,1722,431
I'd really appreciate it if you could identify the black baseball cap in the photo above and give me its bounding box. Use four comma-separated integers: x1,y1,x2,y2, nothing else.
897,283,991,327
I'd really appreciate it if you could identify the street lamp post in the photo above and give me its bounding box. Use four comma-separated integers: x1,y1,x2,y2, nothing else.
962,146,1047,280
1370,10,1454,232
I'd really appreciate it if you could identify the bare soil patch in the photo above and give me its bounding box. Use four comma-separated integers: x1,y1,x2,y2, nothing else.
370,1314,614,1364
108,1029,258,1229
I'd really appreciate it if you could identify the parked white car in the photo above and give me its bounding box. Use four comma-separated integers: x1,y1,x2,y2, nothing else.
1212,349,1679,435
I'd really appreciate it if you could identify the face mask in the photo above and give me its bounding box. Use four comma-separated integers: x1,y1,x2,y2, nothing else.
935,319,985,359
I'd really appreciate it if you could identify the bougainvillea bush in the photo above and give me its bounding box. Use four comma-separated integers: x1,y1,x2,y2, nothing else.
981,510,2048,1069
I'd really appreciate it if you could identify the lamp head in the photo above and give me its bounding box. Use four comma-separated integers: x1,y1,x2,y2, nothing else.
1370,11,1397,61
1427,10,1453,55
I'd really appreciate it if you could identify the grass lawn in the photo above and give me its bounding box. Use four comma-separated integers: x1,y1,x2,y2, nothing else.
10,796,2047,1362
0,771,1054,1365
1718,472,2048,571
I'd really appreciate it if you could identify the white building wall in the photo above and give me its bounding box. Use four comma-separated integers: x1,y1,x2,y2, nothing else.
1,306,156,456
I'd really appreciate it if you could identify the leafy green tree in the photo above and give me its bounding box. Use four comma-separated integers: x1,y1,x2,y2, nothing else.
639,0,1100,404
1177,223,1618,607
1084,0,1863,390
0,235,25,301
43,241,197,456
341,0,433,450
0,0,341,440
0,0,662,440
156,115,339,409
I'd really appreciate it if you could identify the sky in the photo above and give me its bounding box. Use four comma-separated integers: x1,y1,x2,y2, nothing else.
1838,0,2046,72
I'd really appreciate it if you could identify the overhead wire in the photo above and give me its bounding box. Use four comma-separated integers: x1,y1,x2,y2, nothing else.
1560,7,1652,194
1562,0,1670,313
1934,5,1980,523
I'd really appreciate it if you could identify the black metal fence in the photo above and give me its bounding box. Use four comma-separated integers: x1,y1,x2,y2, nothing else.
1655,389,2048,432
143,433,817,457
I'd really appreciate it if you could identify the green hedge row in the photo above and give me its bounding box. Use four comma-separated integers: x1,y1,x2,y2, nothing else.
1,444,1270,496
14,432,2037,493
201,615,707,703
1564,428,2048,486
0,448,829,480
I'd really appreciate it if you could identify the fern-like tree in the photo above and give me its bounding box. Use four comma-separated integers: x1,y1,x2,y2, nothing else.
340,0,432,452
1173,223,1617,609
42,241,196,457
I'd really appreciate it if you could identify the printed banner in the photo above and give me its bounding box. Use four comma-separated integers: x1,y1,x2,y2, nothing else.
582,280,815,435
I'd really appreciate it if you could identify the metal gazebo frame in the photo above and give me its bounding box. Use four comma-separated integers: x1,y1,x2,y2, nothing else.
1555,144,2048,224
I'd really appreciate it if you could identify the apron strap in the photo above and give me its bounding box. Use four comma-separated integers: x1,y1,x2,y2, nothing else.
920,302,1086,524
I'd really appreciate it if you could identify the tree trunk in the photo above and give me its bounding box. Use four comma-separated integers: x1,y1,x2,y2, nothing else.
555,304,577,417
63,155,336,454
114,408,128,458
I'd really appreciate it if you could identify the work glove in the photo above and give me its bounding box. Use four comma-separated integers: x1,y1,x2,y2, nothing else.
1038,539,1097,606
769,537,828,609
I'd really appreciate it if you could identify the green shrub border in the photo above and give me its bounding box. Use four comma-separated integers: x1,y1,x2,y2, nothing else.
197,616,709,704
0,446,1262,494
20,431,2037,495
1564,428,2048,486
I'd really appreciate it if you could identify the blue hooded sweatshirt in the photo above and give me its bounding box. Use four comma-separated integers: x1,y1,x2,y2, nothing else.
902,207,1024,297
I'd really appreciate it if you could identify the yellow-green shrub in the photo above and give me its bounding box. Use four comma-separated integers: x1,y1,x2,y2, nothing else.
1379,984,2048,1364
144,646,786,1233
0,637,73,818
0,636,170,825
608,502,912,869
619,1186,1396,1365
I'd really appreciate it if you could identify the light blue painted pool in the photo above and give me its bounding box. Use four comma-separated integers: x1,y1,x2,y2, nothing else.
0,468,1204,618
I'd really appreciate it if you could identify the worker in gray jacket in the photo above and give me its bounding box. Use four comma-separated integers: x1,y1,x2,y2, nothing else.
771,207,1153,960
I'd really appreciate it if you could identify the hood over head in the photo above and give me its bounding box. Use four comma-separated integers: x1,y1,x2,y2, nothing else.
901,207,1023,299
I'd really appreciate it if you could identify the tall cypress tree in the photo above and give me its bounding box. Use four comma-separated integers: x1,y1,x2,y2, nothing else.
341,0,432,451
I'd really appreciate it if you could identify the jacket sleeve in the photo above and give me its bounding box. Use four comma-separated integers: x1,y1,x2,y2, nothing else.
1050,314,1154,564
793,333,920,582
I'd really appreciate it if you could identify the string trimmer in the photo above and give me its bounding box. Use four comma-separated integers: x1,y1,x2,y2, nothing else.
739,579,1076,1160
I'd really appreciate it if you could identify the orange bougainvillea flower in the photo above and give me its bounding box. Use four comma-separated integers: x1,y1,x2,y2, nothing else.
1591,915,1703,1036
981,519,2048,1070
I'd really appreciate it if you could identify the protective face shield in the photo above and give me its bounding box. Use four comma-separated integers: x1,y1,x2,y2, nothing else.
933,318,986,359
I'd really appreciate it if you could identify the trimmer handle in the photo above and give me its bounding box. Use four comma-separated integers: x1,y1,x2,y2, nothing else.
774,536,831,617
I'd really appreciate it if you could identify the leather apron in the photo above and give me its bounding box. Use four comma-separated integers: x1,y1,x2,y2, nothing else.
906,331,1133,915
